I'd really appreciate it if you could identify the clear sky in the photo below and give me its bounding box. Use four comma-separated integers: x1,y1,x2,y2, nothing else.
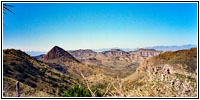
3,3,197,51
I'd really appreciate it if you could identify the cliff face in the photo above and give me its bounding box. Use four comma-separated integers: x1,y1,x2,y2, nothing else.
68,48,162,78
122,48,197,97
69,49,162,67
129,49,162,59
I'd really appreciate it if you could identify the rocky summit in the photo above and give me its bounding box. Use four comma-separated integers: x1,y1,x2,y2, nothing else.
42,46,79,62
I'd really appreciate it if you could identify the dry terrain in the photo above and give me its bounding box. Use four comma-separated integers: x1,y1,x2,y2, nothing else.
3,46,197,97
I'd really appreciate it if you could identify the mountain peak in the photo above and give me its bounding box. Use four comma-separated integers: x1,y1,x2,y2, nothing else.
51,46,63,51
110,49,121,51
137,48,157,51
42,46,78,62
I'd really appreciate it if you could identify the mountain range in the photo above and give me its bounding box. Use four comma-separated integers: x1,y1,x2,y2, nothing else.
26,44,196,56
3,46,197,97
93,44,196,52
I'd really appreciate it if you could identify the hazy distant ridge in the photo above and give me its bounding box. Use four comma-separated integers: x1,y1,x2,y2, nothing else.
93,44,197,52
26,44,196,56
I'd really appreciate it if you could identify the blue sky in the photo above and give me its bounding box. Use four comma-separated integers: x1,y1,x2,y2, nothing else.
3,3,197,51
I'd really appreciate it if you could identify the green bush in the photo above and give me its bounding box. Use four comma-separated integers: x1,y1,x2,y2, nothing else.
61,85,92,97
61,85,102,97
41,68,47,74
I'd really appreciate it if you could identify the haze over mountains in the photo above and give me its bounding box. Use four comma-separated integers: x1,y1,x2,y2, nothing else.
3,2,197,97
3,45,197,97
26,44,196,56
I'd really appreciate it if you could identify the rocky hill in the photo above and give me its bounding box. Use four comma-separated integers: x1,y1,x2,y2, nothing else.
41,46,79,63
68,49,97,58
40,46,107,79
129,48,161,59
3,47,197,97
69,48,162,78
3,49,80,97
121,48,197,97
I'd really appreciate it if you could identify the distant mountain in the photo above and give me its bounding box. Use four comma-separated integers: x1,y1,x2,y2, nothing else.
25,51,46,56
101,49,128,56
40,46,106,78
40,46,79,63
69,48,162,78
68,49,97,58
3,46,197,97
129,48,162,59
143,44,197,52
93,44,196,52
33,54,45,59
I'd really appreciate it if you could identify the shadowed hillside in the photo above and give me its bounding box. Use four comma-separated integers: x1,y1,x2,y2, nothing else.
3,49,82,97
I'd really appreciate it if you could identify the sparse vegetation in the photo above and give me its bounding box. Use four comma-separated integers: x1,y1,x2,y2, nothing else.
3,47,197,97
61,85,101,97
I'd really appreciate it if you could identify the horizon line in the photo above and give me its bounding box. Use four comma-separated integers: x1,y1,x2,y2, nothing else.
3,44,197,52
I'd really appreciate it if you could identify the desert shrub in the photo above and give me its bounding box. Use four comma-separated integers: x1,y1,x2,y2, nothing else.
24,80,36,88
3,66,12,75
186,76,196,82
67,76,72,80
174,73,186,79
52,83,58,87
61,85,102,97
50,72,61,77
14,66,23,73
61,85,91,97
47,70,51,73
91,87,102,97
29,76,38,82
18,78,25,83
41,68,47,74
10,62,16,66
15,73,29,80
58,86,64,96
95,83,107,89
14,74,25,82
39,68,48,75
23,59,31,65
61,75,65,81
48,76,57,81
4,50,10,54
48,80,53,84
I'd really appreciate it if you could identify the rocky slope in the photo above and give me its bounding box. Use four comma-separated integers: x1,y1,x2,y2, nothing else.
121,48,197,97
3,46,197,97
69,48,162,78
3,49,80,97
41,46,79,63
40,46,107,78
129,48,161,59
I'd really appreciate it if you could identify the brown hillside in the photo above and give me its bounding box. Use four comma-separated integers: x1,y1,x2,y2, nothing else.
41,46,79,62
3,49,79,97
121,48,197,97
